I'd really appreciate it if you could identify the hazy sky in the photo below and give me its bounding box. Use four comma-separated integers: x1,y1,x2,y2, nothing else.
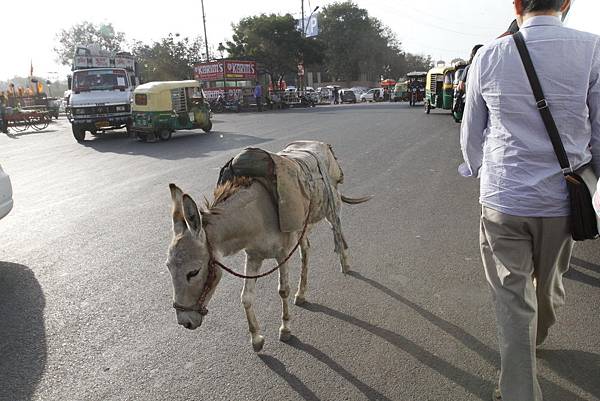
1,0,517,80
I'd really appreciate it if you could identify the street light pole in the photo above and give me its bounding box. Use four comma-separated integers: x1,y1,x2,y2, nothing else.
201,0,210,61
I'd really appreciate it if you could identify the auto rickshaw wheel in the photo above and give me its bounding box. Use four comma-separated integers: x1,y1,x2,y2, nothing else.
203,121,213,133
72,125,85,142
158,129,172,141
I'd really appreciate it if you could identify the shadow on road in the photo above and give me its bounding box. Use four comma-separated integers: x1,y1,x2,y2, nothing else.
538,349,600,399
298,301,492,399
348,271,499,365
0,262,47,401
258,354,321,401
566,257,600,287
81,131,272,160
3,129,60,139
344,271,590,401
285,336,394,401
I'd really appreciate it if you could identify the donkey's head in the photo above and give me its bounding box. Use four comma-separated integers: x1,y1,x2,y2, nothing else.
166,184,222,330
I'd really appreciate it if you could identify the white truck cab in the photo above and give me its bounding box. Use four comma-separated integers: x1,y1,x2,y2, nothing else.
69,46,138,142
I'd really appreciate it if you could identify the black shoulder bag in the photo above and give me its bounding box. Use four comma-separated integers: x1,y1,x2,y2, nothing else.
513,31,599,241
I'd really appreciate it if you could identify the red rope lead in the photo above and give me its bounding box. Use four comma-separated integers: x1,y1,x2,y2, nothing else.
211,204,312,280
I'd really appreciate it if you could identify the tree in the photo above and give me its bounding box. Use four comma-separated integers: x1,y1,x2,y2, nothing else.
54,22,127,65
132,34,204,82
317,1,432,82
226,14,323,84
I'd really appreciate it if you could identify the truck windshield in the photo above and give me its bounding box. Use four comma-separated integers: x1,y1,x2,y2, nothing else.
73,69,128,92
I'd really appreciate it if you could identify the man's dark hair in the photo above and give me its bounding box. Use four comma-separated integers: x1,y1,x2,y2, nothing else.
521,0,565,13
469,44,484,64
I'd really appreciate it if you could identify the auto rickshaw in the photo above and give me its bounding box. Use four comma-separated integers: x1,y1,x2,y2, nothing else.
132,80,212,142
406,71,427,106
424,66,455,114
392,81,408,102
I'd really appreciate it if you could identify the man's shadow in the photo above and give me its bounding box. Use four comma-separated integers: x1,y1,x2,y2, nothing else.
0,262,47,400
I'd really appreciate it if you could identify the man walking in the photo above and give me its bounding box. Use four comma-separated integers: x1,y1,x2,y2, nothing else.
254,81,263,112
460,1,599,400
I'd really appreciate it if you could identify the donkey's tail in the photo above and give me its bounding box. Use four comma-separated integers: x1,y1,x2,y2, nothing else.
341,194,373,205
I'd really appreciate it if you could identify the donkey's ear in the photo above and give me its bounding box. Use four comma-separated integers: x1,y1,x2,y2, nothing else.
169,183,187,236
182,194,204,239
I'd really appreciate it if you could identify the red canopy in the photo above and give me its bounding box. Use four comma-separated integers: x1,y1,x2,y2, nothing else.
380,79,396,87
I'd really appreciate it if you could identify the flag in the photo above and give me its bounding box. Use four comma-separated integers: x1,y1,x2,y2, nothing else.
30,60,33,77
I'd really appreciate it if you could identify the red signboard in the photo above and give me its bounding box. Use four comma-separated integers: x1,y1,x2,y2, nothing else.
194,60,257,81
224,61,256,80
194,61,224,81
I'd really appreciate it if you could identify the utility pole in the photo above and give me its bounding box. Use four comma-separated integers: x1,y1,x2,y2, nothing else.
201,0,210,61
300,0,305,91
301,0,305,36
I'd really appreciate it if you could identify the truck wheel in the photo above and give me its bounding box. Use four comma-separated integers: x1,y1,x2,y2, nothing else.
72,126,85,142
158,129,172,141
203,121,213,133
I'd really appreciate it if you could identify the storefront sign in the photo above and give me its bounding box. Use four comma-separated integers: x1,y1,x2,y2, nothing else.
224,61,257,79
194,60,257,81
204,88,243,100
194,62,224,81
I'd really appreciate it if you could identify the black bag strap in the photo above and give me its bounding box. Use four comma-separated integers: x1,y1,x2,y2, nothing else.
513,31,573,173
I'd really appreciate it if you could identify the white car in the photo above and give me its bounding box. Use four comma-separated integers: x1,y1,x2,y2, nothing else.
360,88,384,102
0,164,13,220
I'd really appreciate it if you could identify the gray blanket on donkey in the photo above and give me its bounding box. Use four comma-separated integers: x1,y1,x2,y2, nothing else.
218,141,345,245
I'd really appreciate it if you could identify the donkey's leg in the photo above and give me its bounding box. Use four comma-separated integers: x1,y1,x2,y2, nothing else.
327,210,350,274
294,236,310,306
241,255,265,352
277,255,292,342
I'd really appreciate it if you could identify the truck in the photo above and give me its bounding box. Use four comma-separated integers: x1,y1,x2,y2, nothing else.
68,46,140,142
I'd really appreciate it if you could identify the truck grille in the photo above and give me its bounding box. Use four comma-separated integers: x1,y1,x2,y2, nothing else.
75,104,130,115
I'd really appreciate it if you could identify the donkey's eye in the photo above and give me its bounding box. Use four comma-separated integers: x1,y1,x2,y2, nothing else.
186,269,200,281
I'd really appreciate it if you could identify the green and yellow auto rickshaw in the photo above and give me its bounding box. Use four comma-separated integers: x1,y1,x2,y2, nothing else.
424,66,455,114
132,80,212,142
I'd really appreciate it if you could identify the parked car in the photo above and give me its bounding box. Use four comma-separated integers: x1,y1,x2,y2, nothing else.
339,89,357,104
0,164,13,220
350,87,367,101
360,88,384,102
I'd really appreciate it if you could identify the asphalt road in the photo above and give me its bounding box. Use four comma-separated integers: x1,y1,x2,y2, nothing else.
1,103,598,401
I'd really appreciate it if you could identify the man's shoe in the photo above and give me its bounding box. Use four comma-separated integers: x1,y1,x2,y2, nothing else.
492,388,502,401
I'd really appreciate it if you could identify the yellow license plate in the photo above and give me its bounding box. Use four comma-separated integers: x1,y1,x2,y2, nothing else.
95,121,109,128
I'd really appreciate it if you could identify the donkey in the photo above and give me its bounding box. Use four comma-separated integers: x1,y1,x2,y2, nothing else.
166,141,370,351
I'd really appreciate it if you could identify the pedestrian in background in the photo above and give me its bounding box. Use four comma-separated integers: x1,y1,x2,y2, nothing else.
460,0,599,400
254,81,263,112
332,86,339,104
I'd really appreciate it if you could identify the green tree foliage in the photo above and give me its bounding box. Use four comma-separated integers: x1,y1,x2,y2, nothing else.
54,22,126,66
226,13,323,83
318,1,432,82
132,34,204,82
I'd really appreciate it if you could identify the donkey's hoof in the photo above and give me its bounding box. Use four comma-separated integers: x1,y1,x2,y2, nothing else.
341,265,351,274
252,335,265,352
294,295,306,306
279,328,292,342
